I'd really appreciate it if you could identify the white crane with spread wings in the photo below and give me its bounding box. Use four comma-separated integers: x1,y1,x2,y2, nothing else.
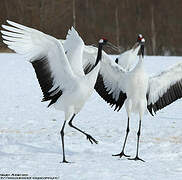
1,20,109,163
82,37,182,162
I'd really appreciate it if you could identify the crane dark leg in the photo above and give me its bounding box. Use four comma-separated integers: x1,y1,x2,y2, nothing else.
60,120,69,163
128,119,145,162
68,114,98,144
113,117,130,158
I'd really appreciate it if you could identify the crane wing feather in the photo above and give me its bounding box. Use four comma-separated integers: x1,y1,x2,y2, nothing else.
1,20,75,106
147,62,182,115
63,27,85,76
82,44,127,111
95,56,127,111
117,45,140,71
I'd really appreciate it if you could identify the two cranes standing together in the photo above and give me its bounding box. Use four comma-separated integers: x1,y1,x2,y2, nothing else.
2,20,182,163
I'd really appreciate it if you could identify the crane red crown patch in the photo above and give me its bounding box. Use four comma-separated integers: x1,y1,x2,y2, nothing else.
102,37,107,41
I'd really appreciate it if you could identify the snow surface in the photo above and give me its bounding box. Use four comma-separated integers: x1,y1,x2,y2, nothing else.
0,53,182,180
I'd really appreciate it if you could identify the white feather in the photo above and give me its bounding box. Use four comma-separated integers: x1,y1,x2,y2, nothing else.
100,57,127,101
63,27,85,76
117,44,140,71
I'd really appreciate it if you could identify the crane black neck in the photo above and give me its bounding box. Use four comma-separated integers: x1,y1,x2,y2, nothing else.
95,43,103,66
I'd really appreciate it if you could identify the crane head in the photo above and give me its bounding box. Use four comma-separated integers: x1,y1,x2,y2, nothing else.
99,38,121,52
135,34,145,57
137,34,143,43
99,38,108,45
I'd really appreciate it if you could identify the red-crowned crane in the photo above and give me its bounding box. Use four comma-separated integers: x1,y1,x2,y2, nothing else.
83,37,182,162
1,20,110,163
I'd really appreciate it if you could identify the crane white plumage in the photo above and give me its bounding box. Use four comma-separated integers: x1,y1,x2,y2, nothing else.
85,37,182,162
114,35,143,71
1,20,109,163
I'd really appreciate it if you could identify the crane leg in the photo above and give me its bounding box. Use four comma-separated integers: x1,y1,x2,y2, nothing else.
68,114,98,144
60,120,69,163
113,117,130,158
128,119,145,162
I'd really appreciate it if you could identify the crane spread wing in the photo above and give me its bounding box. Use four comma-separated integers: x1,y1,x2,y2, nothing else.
117,45,140,71
60,39,97,75
96,56,127,111
147,62,182,115
81,45,127,111
63,27,85,76
1,20,75,107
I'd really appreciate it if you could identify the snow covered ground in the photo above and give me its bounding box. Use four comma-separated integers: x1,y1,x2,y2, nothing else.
0,53,182,180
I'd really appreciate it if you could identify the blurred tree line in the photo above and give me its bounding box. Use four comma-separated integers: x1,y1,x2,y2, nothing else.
0,0,182,55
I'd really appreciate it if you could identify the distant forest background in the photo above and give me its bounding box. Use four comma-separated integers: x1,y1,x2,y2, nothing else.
0,0,182,55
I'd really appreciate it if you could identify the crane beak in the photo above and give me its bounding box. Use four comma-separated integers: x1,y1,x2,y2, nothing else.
106,42,121,52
